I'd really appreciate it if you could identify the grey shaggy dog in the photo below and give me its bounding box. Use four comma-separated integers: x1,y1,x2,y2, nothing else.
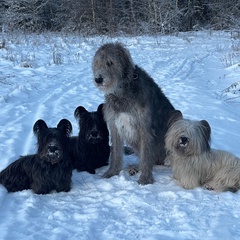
165,110,240,192
93,42,175,185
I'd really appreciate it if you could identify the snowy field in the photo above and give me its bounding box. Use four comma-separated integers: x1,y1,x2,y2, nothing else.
0,31,240,240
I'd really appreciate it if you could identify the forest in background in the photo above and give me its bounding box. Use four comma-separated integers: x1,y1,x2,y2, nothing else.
0,0,240,36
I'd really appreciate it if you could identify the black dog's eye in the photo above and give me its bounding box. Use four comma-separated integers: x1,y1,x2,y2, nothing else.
107,61,113,67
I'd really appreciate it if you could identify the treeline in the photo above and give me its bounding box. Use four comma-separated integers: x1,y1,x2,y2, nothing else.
1,0,240,35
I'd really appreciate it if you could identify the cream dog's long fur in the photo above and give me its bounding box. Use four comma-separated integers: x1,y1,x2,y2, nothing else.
165,110,240,192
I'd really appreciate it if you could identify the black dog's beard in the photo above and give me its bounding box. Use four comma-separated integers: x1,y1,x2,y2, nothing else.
41,150,62,165
88,137,102,144
87,133,103,144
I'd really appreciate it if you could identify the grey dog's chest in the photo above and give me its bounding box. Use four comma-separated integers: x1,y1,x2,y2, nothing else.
114,112,137,141
104,106,138,142
104,94,143,142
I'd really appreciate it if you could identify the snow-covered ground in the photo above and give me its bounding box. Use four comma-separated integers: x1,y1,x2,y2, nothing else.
0,31,240,240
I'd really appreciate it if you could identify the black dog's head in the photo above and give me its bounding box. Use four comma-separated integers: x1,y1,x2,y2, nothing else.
74,104,109,144
33,119,72,165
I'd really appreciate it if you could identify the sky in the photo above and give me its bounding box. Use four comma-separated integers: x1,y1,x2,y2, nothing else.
0,31,240,240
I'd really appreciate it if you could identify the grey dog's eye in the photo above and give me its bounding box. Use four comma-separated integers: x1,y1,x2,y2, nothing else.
107,61,113,66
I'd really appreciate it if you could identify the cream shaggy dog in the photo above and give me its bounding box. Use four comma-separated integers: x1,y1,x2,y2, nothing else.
165,110,240,192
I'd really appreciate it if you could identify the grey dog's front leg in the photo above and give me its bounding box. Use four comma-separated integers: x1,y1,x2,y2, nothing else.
102,124,123,178
137,134,154,185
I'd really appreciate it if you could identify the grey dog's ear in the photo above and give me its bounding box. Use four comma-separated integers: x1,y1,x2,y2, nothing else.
200,120,211,142
167,110,183,127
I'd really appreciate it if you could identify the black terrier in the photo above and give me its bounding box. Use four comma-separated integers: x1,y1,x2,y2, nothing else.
0,119,73,194
70,104,110,174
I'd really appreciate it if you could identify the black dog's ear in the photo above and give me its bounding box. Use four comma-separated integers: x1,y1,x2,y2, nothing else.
74,106,87,120
57,119,72,137
97,103,104,115
200,120,211,142
167,110,183,127
33,119,48,135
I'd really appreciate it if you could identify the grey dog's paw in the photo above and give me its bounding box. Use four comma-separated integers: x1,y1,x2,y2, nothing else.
102,168,120,178
137,174,154,185
129,165,154,185
128,165,139,176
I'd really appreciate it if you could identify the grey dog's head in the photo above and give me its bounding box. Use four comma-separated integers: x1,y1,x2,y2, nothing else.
165,110,211,156
92,42,135,95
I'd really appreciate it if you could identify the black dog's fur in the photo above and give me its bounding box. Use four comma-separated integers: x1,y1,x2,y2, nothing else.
0,119,73,194
70,104,110,174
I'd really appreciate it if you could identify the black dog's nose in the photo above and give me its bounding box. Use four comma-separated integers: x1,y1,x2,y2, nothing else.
180,137,189,145
48,146,58,153
95,77,103,84
90,130,99,138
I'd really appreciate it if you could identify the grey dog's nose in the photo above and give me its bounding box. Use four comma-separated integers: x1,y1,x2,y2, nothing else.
180,137,189,145
95,77,103,84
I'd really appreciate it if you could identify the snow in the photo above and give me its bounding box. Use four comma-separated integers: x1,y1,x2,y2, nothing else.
0,31,240,240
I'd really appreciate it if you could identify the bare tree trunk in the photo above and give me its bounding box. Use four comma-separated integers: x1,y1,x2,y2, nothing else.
91,0,96,24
